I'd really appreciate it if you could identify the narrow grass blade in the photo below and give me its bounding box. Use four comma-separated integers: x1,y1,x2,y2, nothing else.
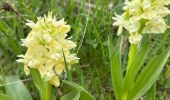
0,20,20,55
62,49,72,81
148,83,156,100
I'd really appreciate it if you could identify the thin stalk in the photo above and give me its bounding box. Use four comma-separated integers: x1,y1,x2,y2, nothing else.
127,44,137,71
46,83,52,100
31,69,52,100
148,83,156,100
62,49,73,81
122,44,138,100
40,82,51,100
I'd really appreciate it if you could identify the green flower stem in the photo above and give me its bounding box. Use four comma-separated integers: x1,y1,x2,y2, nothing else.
122,44,137,100
127,44,137,71
41,82,52,100
30,69,52,100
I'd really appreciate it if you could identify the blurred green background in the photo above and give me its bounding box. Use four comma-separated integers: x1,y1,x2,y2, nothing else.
0,0,170,99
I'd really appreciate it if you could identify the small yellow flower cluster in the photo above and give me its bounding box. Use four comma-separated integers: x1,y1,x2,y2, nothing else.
113,0,170,44
17,12,79,87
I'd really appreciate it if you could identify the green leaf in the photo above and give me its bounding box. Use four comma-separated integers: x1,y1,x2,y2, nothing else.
80,91,94,100
30,68,45,95
165,66,170,77
123,40,150,98
128,47,170,99
63,80,86,92
108,36,123,100
0,93,14,100
60,91,80,100
30,68,51,100
62,80,95,100
5,76,32,100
